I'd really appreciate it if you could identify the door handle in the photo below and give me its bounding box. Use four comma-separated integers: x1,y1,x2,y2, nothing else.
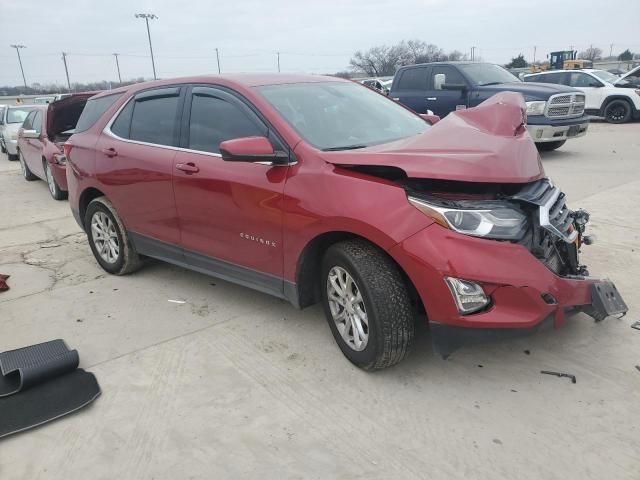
427,97,437,101
175,162,200,174
101,147,118,158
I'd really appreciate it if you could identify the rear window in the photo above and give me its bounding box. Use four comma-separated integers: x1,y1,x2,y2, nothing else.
396,68,428,90
537,72,565,84
75,93,122,133
524,74,540,82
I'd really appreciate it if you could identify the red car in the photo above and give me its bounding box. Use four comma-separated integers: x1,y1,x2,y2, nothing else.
17,93,96,200
65,75,627,369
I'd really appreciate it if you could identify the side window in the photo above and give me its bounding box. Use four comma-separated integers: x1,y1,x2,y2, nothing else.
188,92,265,154
129,89,181,146
524,74,539,82
32,111,42,133
430,66,465,90
396,68,428,90
75,93,122,133
542,72,565,84
110,100,134,138
568,73,595,88
22,111,35,130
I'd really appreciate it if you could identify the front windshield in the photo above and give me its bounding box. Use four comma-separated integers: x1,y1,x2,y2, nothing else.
7,107,36,124
458,63,520,86
258,81,429,150
590,70,618,84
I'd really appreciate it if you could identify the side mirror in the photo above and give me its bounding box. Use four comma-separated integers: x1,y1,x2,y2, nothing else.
22,129,40,139
220,136,289,165
441,83,467,91
419,113,440,125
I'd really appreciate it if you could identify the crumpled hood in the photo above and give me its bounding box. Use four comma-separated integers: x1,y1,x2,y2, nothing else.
322,92,544,184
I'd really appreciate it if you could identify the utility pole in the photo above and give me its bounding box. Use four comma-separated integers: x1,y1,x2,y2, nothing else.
61,52,71,91
533,45,537,63
113,53,122,83
470,46,476,61
609,43,614,58
215,48,221,74
135,13,158,80
10,44,27,88
277,52,281,72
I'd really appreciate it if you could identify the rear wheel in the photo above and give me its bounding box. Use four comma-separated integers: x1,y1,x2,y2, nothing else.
8,152,19,161
19,151,37,181
536,140,566,152
85,197,143,275
1,141,6,154
603,99,632,124
321,239,414,370
44,161,67,200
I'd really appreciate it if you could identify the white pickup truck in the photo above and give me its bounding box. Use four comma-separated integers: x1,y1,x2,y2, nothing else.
524,69,640,123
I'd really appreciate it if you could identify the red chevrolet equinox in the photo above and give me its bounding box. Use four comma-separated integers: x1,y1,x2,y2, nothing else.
65,74,627,370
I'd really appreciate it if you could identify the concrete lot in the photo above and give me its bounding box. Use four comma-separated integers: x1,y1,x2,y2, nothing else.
0,122,638,479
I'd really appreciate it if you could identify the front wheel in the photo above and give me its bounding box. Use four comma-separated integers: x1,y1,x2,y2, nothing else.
603,99,632,124
536,140,566,152
19,151,37,180
44,161,67,200
85,197,143,275
321,239,414,370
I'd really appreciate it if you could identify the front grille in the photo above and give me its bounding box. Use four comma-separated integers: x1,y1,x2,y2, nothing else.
545,93,585,119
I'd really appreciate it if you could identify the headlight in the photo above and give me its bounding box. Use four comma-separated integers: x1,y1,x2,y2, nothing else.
525,101,546,116
408,196,528,240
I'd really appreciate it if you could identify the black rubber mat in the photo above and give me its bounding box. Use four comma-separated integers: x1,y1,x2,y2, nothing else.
0,340,100,439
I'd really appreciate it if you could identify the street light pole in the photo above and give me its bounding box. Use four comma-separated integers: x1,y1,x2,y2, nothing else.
135,13,158,80
215,48,221,74
10,44,27,88
113,53,122,83
277,52,280,72
61,52,71,91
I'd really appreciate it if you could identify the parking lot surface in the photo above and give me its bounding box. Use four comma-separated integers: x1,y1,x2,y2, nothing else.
1,122,639,479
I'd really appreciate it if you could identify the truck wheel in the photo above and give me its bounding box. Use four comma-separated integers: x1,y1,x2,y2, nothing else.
44,161,67,200
603,99,632,124
85,196,143,275
536,140,566,152
19,151,37,180
321,239,414,370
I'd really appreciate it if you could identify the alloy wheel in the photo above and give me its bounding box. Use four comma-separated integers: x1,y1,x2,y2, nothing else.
326,266,369,351
45,163,56,196
19,154,26,177
91,211,120,264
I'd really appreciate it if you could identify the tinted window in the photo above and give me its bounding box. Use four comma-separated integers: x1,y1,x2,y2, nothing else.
396,68,428,90
75,93,122,133
539,72,565,84
22,111,36,130
430,66,465,89
457,63,520,85
188,94,264,154
32,111,43,133
524,74,540,82
568,72,595,88
129,93,180,146
110,100,133,138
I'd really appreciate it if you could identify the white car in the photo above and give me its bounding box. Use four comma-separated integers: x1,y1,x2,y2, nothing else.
523,69,640,123
0,105,39,160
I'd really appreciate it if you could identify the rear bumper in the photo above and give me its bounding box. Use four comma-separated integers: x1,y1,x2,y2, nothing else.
527,121,589,143
389,223,625,354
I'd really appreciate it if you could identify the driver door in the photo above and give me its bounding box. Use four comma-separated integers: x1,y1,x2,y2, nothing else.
172,86,290,293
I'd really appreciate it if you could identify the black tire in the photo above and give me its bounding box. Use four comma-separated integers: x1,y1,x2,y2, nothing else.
536,140,566,152
603,99,632,124
1,142,6,154
44,160,68,200
8,152,19,161
85,196,143,275
321,239,414,370
19,150,38,180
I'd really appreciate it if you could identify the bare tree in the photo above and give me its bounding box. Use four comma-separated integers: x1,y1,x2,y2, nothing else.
350,44,406,76
578,47,603,61
400,40,446,65
446,50,468,61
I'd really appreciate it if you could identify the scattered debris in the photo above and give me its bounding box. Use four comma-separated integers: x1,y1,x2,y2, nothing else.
76,319,83,323
168,299,186,304
209,282,216,287
0,274,9,292
477,364,484,368
541,370,576,384
635,366,640,373
510,389,518,393
39,242,61,249
492,438,503,445
631,321,640,330
524,349,531,355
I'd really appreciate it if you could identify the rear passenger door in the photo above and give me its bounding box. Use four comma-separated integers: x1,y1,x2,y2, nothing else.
391,66,430,113
172,86,289,290
424,65,469,118
566,72,605,111
98,87,183,245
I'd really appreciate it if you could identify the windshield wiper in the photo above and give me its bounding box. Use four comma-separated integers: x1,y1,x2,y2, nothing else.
322,144,368,151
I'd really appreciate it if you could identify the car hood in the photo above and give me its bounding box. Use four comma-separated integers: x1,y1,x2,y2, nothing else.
321,92,544,184
477,81,580,101
47,92,97,138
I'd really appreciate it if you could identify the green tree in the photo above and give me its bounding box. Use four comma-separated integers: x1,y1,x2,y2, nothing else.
505,54,528,68
618,49,633,61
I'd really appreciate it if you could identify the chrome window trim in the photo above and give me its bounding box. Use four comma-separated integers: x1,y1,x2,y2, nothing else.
102,95,295,166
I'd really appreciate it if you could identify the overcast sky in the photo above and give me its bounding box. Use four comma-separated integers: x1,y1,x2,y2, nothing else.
1,0,638,87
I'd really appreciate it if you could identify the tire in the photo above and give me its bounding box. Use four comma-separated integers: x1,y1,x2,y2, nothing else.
85,196,143,275
536,140,566,152
603,99,632,124
19,151,38,180
44,161,67,200
8,152,19,161
321,239,414,370
1,142,6,154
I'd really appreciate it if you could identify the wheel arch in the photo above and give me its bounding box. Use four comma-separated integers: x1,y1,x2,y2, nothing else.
600,95,634,115
78,187,107,229
291,230,424,314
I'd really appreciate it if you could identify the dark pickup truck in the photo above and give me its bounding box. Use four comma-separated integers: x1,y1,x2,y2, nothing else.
390,62,589,151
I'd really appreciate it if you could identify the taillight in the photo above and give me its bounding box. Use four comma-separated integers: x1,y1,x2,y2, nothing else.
53,153,66,165
63,142,73,158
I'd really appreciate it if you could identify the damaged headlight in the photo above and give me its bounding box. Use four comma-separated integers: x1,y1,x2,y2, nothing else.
408,196,528,240
525,101,546,116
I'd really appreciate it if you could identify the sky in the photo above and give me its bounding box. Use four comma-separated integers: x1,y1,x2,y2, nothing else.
1,0,638,87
